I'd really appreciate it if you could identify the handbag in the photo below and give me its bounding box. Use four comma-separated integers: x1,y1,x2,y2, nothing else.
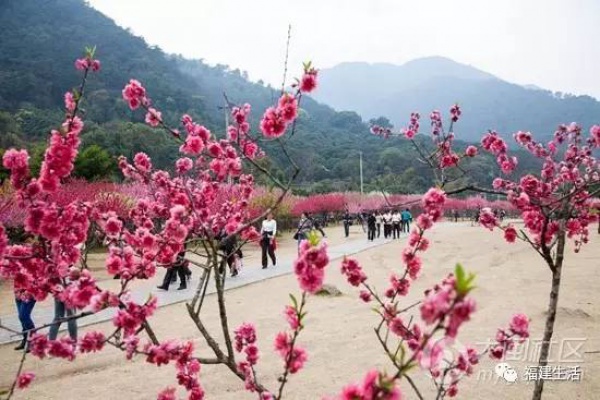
272,238,278,251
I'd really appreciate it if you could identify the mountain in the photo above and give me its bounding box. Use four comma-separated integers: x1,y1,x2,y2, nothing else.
313,58,600,142
0,0,541,195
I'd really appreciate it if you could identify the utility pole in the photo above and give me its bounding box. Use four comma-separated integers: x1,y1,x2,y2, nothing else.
359,151,364,195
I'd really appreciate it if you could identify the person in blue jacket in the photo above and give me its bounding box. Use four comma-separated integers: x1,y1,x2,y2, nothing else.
401,208,413,233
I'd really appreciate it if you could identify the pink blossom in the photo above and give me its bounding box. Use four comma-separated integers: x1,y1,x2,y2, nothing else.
478,208,497,230
284,305,300,330
447,385,458,397
336,370,402,400
48,337,76,361
244,344,260,365
133,152,152,173
294,240,329,293
122,79,147,110
447,298,476,338
504,225,517,243
274,331,291,355
277,93,299,122
418,340,444,370
2,148,30,190
175,157,194,174
180,135,205,156
91,59,101,71
403,128,416,139
145,108,162,127
450,104,461,122
590,125,600,147
64,92,76,112
299,68,318,93
105,217,123,237
509,313,530,338
416,214,433,230
74,58,89,70
260,107,287,139
234,322,257,352
465,145,478,157
79,331,106,353
359,290,372,302
420,288,451,324
340,257,367,287
157,387,176,400
17,372,35,389
389,274,410,296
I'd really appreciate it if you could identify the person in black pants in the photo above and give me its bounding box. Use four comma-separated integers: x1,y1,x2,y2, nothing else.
260,213,277,269
383,211,392,238
367,212,377,241
220,233,243,276
342,210,351,238
392,210,401,239
157,251,188,291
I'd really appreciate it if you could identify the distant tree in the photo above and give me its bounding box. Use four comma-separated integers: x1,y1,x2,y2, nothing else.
368,116,394,129
74,144,115,180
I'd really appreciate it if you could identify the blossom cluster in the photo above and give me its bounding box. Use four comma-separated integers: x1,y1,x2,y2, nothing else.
293,235,329,293
0,53,101,309
260,64,317,138
234,322,262,393
330,370,402,400
490,313,530,359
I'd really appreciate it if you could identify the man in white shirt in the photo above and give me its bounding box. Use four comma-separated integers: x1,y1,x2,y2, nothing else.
383,211,392,238
260,212,277,269
391,211,401,239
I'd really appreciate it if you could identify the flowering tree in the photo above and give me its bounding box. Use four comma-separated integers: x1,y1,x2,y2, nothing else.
372,106,600,399
1,50,526,400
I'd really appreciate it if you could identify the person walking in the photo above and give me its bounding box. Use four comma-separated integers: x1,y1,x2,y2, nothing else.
310,214,327,238
260,212,277,269
367,212,377,241
48,296,77,341
295,212,314,253
219,232,243,276
157,251,188,291
383,210,392,238
453,209,459,222
392,210,401,239
14,289,36,351
401,208,413,233
375,211,383,238
342,210,351,238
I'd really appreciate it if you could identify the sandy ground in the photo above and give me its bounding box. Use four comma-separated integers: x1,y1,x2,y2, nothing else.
1,222,598,399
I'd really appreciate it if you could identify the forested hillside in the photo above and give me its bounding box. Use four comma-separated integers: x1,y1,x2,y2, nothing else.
0,0,541,193
314,58,600,143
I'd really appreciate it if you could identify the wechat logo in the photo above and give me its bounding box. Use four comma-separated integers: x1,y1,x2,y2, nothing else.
495,362,518,383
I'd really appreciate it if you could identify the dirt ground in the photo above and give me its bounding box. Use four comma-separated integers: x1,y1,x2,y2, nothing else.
1,222,598,399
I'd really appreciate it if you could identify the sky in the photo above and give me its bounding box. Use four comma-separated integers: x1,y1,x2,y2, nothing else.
87,0,600,98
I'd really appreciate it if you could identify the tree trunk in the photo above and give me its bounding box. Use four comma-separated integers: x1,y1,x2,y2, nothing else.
532,231,565,400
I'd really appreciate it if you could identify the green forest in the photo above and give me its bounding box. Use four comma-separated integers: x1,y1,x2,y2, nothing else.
0,0,542,194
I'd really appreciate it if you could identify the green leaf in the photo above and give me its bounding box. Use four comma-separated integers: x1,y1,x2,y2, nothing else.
454,263,476,296
289,293,298,309
307,230,321,246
